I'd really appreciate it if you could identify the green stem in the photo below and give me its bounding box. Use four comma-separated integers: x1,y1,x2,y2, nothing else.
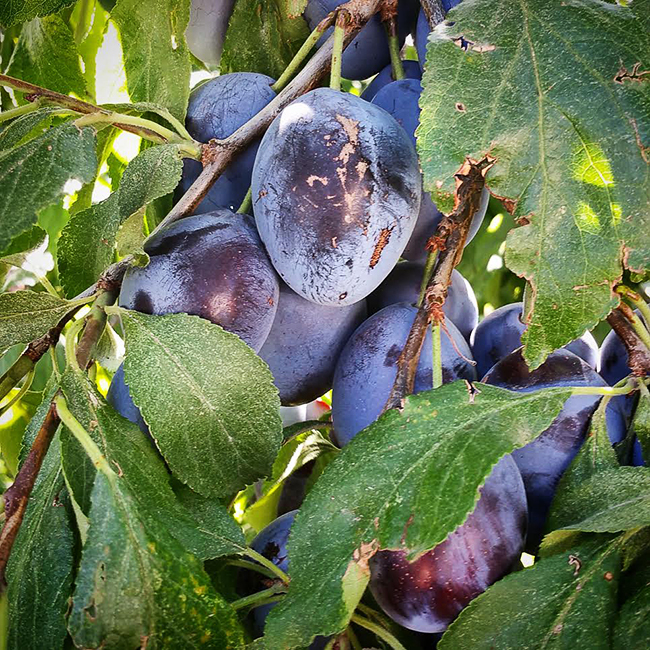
627,310,650,353
571,379,638,397
617,286,650,329
385,21,405,80
329,13,347,91
432,323,443,389
34,273,60,298
73,111,184,144
350,614,407,650
638,378,650,401
55,395,115,480
243,548,291,585
64,317,87,371
0,356,35,404
236,187,252,214
225,558,279,581
0,369,34,418
0,99,42,124
346,625,362,650
417,250,437,308
271,13,336,93
230,583,286,611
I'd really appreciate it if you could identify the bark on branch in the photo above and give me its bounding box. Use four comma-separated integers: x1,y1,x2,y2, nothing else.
383,157,494,412
607,307,650,378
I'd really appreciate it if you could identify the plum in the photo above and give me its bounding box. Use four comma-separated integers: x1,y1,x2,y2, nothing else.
331,302,476,446
360,60,422,101
367,264,478,341
369,455,527,633
239,511,328,648
252,88,422,306
304,0,418,80
600,328,644,465
470,302,599,379
259,281,367,405
177,73,276,213
370,78,487,260
483,349,626,551
185,0,236,69
119,211,279,352
106,363,148,434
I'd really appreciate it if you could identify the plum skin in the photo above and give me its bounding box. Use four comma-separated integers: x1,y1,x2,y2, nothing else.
119,211,279,352
185,0,236,68
367,264,478,342
331,302,476,446
369,455,527,633
483,349,626,551
252,88,422,307
178,73,276,214
470,302,599,378
361,60,422,102
259,281,367,406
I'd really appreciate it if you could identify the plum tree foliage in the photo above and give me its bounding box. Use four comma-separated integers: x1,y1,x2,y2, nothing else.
0,0,648,648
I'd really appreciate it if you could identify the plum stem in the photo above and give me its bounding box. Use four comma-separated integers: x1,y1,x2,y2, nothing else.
417,250,437,308
225,558,279,580
381,1,405,81
236,187,253,215
350,613,408,650
432,323,443,388
618,287,650,330
570,378,639,397
0,368,34,419
330,12,347,91
243,547,291,585
230,583,287,611
0,98,43,123
272,11,337,93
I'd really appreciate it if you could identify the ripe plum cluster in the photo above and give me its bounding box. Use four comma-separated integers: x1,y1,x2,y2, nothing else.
106,5,645,641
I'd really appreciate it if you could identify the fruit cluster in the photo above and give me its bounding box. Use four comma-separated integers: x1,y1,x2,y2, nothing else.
106,0,644,642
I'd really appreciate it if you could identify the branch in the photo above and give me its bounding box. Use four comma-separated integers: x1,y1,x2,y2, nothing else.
420,0,447,27
0,74,176,145
383,157,494,412
148,0,383,239
0,283,119,592
607,307,650,378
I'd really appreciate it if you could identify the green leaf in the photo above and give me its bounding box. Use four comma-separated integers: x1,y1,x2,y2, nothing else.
419,0,650,368
221,0,310,80
614,582,650,650
57,193,120,298
7,402,74,650
0,226,46,266
69,471,245,649
0,108,59,152
0,290,86,352
546,467,650,536
0,122,97,254
0,0,75,28
108,308,283,498
112,0,192,121
264,382,573,648
59,367,247,560
5,16,86,99
117,143,184,220
438,535,622,649
76,3,110,101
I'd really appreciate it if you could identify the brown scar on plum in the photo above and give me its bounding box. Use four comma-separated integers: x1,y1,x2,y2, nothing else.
370,226,394,268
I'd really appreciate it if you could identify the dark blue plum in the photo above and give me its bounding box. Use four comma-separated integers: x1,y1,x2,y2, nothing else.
483,349,624,551
185,0,236,68
304,0,418,80
177,73,276,213
120,211,279,352
368,264,478,341
241,511,328,648
259,281,367,405
369,455,526,633
361,60,422,101
369,77,487,260
106,364,148,434
252,88,422,306
331,302,476,446
470,302,599,379
600,328,644,465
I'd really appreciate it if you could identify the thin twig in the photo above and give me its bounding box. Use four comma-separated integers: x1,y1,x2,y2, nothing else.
420,0,447,27
382,0,405,80
607,307,650,377
147,0,383,239
383,157,494,412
